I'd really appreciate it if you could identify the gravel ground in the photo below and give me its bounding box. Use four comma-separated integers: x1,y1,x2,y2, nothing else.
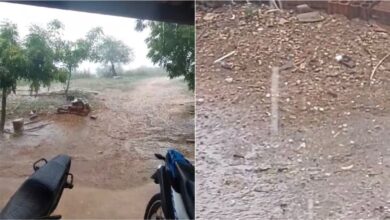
196,2,390,219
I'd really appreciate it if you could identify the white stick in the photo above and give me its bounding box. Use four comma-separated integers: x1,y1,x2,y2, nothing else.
308,198,314,220
271,67,280,137
213,51,236,63
265,9,281,14
370,53,390,81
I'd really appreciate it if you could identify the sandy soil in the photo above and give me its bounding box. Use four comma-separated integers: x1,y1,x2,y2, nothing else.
0,76,194,218
196,3,390,219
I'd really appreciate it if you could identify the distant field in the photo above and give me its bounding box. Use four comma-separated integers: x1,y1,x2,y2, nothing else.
70,73,166,92
18,68,168,92
7,69,171,120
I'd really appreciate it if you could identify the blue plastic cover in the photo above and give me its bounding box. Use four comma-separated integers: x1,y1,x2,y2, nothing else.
165,148,190,180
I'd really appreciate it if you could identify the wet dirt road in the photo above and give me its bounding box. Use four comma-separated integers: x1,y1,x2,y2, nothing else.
0,76,194,218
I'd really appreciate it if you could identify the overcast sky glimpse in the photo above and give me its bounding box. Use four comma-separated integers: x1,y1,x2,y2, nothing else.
0,2,155,73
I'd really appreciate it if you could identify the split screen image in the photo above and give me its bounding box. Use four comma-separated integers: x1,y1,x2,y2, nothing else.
1,1,390,219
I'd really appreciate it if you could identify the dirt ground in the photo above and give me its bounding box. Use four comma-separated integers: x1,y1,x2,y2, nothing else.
0,75,194,218
196,3,390,220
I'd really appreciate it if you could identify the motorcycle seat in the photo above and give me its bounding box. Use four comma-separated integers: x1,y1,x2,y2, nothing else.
0,155,71,219
175,162,194,219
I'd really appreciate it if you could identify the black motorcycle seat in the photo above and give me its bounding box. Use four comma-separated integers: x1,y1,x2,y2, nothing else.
175,162,194,219
0,155,71,219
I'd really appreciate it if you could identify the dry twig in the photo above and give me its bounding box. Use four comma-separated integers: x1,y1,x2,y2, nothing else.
370,53,390,81
24,119,43,126
24,123,51,132
213,51,236,63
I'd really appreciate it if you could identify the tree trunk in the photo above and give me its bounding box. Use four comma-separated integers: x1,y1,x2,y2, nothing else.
1,87,7,132
65,68,72,97
12,118,24,133
110,62,117,77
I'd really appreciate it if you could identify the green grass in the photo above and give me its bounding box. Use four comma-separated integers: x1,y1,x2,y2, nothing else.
6,95,64,119
6,70,167,120
69,71,167,92
16,79,30,87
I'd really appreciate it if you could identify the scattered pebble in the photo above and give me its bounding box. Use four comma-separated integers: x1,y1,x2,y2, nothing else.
225,77,233,83
341,164,354,170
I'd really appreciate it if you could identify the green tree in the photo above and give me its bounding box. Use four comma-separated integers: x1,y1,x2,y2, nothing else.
46,19,65,61
85,27,104,60
0,21,26,132
61,39,89,96
136,21,194,90
96,36,133,76
24,22,59,95
58,27,103,96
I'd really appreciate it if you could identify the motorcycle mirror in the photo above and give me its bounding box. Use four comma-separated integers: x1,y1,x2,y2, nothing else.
154,153,165,160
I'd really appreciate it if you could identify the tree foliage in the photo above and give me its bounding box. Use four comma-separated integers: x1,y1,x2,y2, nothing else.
94,36,133,76
0,21,26,132
0,18,136,132
136,20,194,90
24,22,59,95
60,40,86,95
55,26,103,95
23,20,83,96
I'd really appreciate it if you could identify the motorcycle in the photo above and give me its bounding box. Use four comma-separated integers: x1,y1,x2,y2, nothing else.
144,149,194,220
0,154,73,219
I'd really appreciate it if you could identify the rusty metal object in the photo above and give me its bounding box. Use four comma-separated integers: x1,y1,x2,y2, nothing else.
328,0,365,18
371,1,390,25
361,1,373,20
286,0,389,25
333,0,350,17
350,1,362,18
57,98,91,116
284,0,328,9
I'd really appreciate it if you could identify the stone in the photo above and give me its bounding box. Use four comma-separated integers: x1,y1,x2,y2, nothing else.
197,98,205,103
278,18,289,25
296,11,325,23
341,164,354,170
203,13,215,21
296,4,313,14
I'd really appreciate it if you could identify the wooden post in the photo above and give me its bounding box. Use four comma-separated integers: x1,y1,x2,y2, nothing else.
12,118,24,133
